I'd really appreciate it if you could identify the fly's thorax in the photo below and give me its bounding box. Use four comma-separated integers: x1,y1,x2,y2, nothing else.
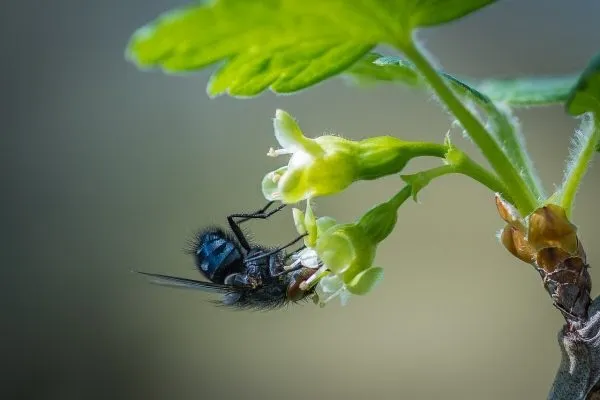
245,247,287,277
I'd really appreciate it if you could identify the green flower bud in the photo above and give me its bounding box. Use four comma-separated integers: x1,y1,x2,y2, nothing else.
357,185,411,243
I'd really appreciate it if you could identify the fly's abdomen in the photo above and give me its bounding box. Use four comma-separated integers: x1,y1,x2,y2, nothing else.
194,230,243,284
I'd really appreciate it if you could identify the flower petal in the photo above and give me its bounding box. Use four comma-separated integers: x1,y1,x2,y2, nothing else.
274,109,323,156
346,266,384,295
339,289,352,306
317,225,356,274
261,166,287,200
292,208,307,235
316,216,337,236
294,248,320,269
277,166,313,203
319,274,344,294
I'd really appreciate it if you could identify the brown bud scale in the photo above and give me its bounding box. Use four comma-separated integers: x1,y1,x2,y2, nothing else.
496,195,591,322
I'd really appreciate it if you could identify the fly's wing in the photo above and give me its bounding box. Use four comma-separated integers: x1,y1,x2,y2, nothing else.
135,271,237,293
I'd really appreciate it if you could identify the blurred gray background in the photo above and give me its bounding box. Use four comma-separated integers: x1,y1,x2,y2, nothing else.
3,0,600,399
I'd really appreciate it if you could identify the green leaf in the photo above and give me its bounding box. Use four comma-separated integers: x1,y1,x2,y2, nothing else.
350,54,578,107
477,75,579,107
403,0,497,28
566,53,600,116
345,52,422,86
126,0,497,97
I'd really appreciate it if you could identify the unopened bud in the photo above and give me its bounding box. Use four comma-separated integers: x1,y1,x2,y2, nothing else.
500,225,535,264
527,204,579,255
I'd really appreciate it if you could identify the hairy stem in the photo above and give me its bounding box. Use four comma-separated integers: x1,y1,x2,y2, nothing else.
443,75,545,200
401,39,537,215
559,115,599,218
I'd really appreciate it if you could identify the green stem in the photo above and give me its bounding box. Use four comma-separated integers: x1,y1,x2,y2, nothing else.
442,74,545,200
479,98,545,200
405,141,447,158
401,40,537,215
559,115,600,218
401,148,511,203
388,184,413,209
449,147,510,198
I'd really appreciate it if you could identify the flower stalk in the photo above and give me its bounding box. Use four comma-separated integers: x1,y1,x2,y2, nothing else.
401,139,510,201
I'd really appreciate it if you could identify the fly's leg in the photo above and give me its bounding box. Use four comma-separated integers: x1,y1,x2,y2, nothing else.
245,234,307,264
227,201,287,251
235,201,286,224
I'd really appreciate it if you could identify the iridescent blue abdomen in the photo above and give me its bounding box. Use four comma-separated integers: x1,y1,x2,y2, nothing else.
194,229,244,284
